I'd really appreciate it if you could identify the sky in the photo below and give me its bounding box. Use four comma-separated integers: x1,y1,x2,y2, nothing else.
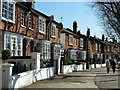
35,2,105,39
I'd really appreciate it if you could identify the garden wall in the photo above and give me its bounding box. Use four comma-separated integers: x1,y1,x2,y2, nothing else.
12,67,54,88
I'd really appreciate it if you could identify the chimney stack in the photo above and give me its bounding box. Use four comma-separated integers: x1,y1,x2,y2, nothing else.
51,15,54,20
106,37,108,41
87,28,90,37
59,23,63,29
32,0,35,9
78,30,81,35
102,34,105,41
73,21,77,33
94,35,96,39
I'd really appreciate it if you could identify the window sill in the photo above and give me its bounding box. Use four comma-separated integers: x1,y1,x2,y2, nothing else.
2,17,15,24
51,35,56,38
21,25,26,28
69,44,73,46
29,28,33,31
39,31,45,35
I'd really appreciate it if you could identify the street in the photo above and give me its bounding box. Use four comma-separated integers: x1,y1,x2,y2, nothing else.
25,67,120,89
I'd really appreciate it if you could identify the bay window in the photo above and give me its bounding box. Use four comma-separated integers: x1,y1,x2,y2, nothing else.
2,0,15,23
4,33,22,56
79,51,86,60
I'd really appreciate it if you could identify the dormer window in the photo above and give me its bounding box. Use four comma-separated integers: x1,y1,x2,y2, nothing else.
38,16,45,34
51,23,56,38
69,35,73,45
2,0,15,23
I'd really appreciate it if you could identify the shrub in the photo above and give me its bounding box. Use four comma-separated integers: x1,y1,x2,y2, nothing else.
75,60,83,65
2,50,11,60
87,58,93,64
63,59,74,65
95,58,100,64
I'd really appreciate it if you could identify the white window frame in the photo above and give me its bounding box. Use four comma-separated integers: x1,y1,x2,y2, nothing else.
80,38,83,47
111,46,113,52
95,43,98,51
88,40,91,50
54,45,61,59
99,44,101,51
4,33,23,56
107,45,110,52
51,23,56,38
21,10,25,26
38,16,46,34
69,35,73,45
1,0,15,23
118,47,119,52
29,13,33,30
75,38,77,46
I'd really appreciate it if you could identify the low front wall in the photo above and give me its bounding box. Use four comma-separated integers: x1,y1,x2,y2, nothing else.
12,67,54,88
62,64,86,74
62,64,75,74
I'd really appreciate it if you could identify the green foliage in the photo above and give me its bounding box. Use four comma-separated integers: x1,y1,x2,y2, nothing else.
74,60,83,65
87,58,93,64
63,59,74,65
118,58,120,61
94,58,100,64
2,50,11,60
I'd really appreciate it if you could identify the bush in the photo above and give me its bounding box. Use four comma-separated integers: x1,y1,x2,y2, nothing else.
63,59,74,65
95,58,100,64
87,58,93,64
2,50,11,60
75,60,83,65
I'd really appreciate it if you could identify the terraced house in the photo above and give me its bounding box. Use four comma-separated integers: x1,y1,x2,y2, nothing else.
0,0,62,67
61,21,86,61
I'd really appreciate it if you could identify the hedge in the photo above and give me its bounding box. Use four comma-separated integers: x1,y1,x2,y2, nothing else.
63,59,74,65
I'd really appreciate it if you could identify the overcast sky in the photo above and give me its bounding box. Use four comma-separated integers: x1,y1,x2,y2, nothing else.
35,2,105,39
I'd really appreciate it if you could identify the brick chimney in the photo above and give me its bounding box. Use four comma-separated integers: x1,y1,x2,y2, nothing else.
73,21,77,33
94,35,96,39
59,23,63,29
51,15,54,20
102,34,105,41
87,28,90,37
32,0,35,9
106,37,108,41
78,30,81,35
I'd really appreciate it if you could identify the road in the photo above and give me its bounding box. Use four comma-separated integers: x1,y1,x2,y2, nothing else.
25,67,120,89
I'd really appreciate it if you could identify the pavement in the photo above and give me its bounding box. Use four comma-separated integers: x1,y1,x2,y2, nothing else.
25,67,120,89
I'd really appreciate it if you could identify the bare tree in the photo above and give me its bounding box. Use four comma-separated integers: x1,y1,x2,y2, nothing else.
91,2,120,40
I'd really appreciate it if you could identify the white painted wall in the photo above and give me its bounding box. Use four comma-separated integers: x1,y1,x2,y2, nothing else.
12,67,54,88
0,65,2,89
62,64,74,74
74,65,83,71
